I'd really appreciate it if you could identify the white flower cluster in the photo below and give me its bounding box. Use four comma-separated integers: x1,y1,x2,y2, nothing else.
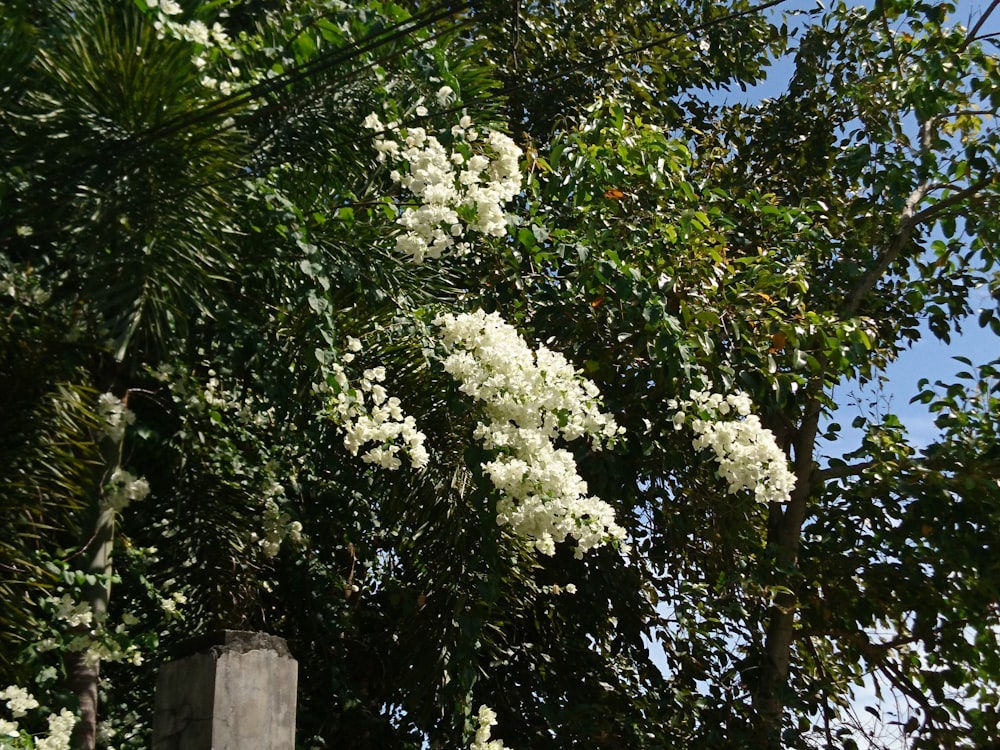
96,392,135,443
363,100,523,263
145,0,232,49
1,685,38,720
435,310,625,557
39,592,144,667
104,468,151,511
0,685,75,750
159,591,188,616
249,482,304,558
327,349,429,471
669,390,796,504
470,705,513,750
47,594,93,629
142,0,240,94
96,393,151,512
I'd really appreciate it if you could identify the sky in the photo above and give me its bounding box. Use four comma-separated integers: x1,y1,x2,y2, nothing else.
711,0,1000,457
679,0,999,745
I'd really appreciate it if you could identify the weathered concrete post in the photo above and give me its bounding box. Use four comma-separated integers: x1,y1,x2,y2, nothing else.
152,630,297,750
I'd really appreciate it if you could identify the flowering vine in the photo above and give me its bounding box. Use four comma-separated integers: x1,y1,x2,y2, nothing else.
96,394,150,512
668,390,795,504
435,309,625,557
363,100,522,263
152,364,305,559
325,339,430,471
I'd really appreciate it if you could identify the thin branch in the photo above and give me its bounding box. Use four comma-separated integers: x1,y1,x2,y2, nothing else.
841,116,938,316
816,459,877,482
879,660,936,735
908,171,999,227
798,627,923,657
937,107,1000,119
960,0,1000,52
842,169,998,316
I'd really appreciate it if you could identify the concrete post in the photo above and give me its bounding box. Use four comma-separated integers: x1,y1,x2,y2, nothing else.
152,630,297,750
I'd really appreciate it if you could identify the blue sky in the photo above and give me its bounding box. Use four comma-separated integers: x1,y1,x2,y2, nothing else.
711,0,1000,457
685,1,999,743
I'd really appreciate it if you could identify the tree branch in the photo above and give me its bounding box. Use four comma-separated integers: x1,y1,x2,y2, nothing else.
960,0,1000,52
815,459,877,482
841,179,929,316
842,169,997,317
908,172,999,228
879,659,937,735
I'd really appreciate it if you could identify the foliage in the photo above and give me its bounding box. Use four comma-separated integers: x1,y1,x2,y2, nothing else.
1,0,999,749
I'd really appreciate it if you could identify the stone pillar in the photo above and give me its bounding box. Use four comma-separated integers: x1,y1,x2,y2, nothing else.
152,630,297,750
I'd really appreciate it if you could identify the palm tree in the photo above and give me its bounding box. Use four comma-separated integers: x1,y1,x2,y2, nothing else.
1,0,511,746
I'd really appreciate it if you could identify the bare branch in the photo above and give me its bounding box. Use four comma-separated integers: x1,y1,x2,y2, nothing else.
938,107,1000,119
841,182,928,316
879,660,938,736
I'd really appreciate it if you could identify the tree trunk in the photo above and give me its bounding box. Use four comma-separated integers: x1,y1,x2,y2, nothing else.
67,650,99,750
68,496,115,749
753,399,821,748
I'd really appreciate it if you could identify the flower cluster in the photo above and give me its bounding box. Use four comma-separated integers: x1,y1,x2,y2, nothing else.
145,0,232,50
141,0,240,95
103,468,150,512
669,390,795,504
435,310,625,557
470,705,513,750
327,347,429,470
96,394,152,513
1,686,38,721
1,685,75,750
363,101,523,263
46,595,92,629
38,590,144,668
250,482,304,558
96,392,135,443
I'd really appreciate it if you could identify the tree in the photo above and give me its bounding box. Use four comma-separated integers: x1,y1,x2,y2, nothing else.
1,0,999,749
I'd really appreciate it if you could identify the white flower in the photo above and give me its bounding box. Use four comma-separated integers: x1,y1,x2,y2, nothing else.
36,708,76,750
674,389,795,504
104,468,150,511
470,705,513,750
97,392,135,443
436,310,624,557
1,685,38,718
48,594,93,628
436,85,455,106
0,717,19,737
